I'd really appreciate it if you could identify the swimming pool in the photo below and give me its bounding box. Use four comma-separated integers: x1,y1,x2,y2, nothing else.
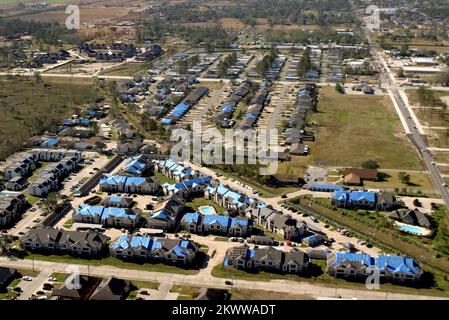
198,206,216,215
399,225,427,235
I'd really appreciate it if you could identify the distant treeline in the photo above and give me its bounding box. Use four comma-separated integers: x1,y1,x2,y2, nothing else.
0,19,83,45
155,0,357,26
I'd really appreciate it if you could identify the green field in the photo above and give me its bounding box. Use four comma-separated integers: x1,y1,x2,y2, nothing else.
0,76,97,160
99,62,148,77
309,87,422,169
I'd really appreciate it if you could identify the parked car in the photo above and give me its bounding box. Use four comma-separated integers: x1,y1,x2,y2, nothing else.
225,280,234,285
22,276,32,281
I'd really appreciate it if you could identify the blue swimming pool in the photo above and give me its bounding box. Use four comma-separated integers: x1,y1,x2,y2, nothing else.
199,206,216,215
399,225,426,234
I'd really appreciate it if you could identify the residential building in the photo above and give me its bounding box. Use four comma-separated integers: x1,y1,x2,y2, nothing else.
110,236,198,265
327,252,423,283
154,159,199,182
73,205,141,229
90,277,132,301
99,175,160,194
101,196,134,208
161,176,212,197
181,212,252,237
146,196,185,231
4,176,27,191
205,183,264,214
20,227,108,257
0,192,28,228
0,267,19,292
302,234,325,247
225,245,310,274
52,276,102,300
120,155,151,176
246,206,307,241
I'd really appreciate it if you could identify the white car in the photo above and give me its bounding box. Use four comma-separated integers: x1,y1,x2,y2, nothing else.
22,276,32,281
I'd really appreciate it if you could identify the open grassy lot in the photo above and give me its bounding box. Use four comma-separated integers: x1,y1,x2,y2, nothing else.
170,284,203,300
362,171,434,193
209,167,299,198
229,288,315,300
310,86,422,169
0,76,97,160
99,62,148,77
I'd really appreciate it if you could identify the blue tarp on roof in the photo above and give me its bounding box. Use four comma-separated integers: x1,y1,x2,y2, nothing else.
161,118,173,125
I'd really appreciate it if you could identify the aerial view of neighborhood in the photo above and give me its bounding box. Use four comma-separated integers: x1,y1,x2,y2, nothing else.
1,0,449,304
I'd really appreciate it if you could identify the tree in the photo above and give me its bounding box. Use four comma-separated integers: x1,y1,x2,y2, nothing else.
397,67,405,78
439,72,449,87
0,235,16,257
335,83,345,94
361,160,379,169
399,172,411,185
95,141,107,152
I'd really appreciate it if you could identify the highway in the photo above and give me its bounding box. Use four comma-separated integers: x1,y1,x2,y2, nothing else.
362,24,449,213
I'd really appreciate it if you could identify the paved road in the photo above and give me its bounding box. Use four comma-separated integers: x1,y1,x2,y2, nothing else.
363,24,449,213
0,257,445,300
268,84,289,129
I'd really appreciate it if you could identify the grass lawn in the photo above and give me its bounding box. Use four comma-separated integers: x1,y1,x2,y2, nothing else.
229,288,315,300
153,171,176,185
214,236,230,242
99,62,148,77
310,86,422,169
24,253,200,275
63,219,74,229
131,280,160,290
185,197,225,213
170,284,203,300
0,76,97,160
361,171,434,193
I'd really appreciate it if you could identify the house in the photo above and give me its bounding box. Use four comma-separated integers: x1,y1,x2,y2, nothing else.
90,277,132,300
99,175,160,194
341,168,378,186
331,190,377,209
0,267,19,292
4,176,27,191
52,276,102,300
389,209,432,228
302,234,325,247
146,196,185,231
225,245,310,274
180,212,252,237
110,236,198,265
20,227,108,257
73,205,141,229
121,155,151,176
327,252,423,283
